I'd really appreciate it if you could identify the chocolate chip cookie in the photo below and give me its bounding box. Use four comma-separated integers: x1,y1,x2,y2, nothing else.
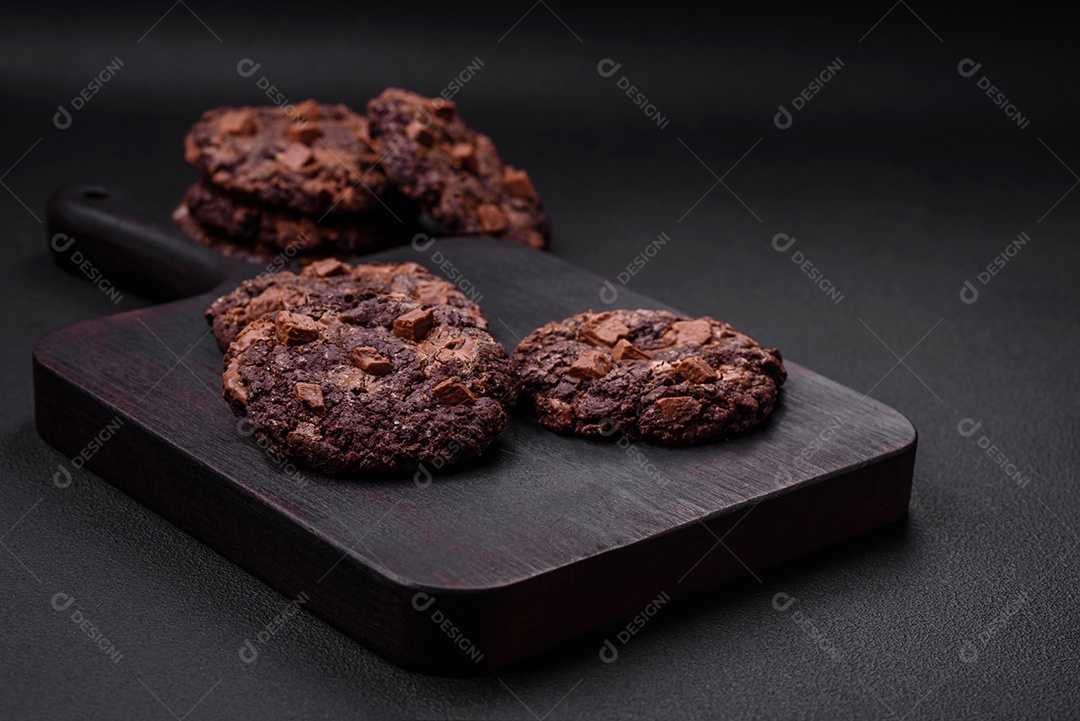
367,88,550,249
205,259,483,351
178,181,399,254
184,100,388,216
512,309,786,445
222,294,515,476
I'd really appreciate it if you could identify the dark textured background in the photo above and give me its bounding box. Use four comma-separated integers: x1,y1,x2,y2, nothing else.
2,2,1079,719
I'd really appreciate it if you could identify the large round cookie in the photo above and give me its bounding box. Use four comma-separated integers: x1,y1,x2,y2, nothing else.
205,259,484,351
184,100,388,215
366,88,550,249
512,309,787,445
222,294,515,477
177,181,405,255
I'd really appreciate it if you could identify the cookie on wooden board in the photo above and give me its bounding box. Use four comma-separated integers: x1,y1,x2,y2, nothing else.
221,294,515,476
512,309,786,444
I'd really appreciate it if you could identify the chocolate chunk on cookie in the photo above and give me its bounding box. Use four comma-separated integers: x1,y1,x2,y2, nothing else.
177,181,404,255
184,101,388,215
221,294,515,476
205,260,483,351
512,309,787,445
367,88,550,249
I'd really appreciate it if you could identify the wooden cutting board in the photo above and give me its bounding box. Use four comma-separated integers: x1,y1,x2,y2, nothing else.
34,186,915,675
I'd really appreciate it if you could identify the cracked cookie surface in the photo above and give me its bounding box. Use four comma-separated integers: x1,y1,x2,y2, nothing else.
222,294,514,476
367,88,550,249
184,100,388,215
205,259,483,351
512,309,786,445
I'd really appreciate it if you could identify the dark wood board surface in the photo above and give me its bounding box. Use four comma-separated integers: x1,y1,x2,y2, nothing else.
33,236,916,676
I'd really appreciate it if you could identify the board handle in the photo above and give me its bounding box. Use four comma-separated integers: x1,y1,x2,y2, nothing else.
46,184,226,301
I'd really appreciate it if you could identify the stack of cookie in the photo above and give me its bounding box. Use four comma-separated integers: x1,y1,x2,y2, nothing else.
176,90,550,261
206,261,787,479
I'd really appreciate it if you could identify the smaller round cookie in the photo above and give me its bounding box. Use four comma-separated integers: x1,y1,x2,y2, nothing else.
367,88,550,249
205,259,483,351
512,309,787,445
222,294,515,477
184,100,388,216
178,181,398,255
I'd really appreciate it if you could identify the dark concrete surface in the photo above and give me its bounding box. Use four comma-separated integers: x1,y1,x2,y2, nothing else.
2,2,1078,718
